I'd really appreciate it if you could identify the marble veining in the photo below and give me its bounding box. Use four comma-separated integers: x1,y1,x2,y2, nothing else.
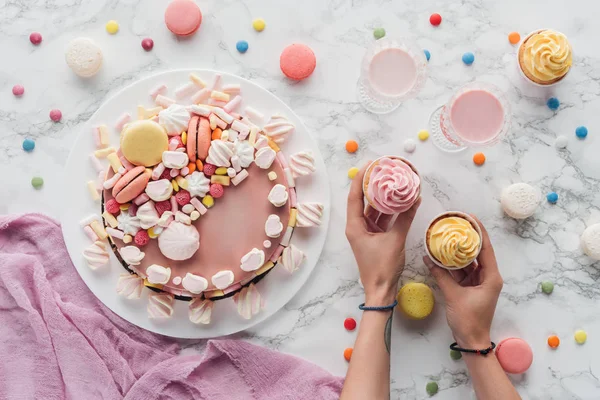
1,0,600,398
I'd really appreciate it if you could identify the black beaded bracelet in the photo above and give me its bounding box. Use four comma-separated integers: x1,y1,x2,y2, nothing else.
358,300,398,311
450,342,496,355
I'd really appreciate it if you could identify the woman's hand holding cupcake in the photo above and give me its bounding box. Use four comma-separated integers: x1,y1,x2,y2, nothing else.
346,163,421,305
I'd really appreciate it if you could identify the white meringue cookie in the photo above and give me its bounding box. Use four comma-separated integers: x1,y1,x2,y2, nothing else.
268,184,289,207
145,179,173,202
296,203,324,227
263,114,295,143
290,151,316,178
158,221,200,261
206,140,235,167
234,140,255,168
211,270,235,289
265,215,284,238
158,104,190,136
254,147,276,169
162,151,189,169
116,273,144,299
189,298,213,324
281,244,305,274
182,273,209,294
147,292,174,318
117,211,141,235
146,264,171,285
119,246,145,266
83,241,109,270
136,201,159,229
187,171,210,197
240,248,265,272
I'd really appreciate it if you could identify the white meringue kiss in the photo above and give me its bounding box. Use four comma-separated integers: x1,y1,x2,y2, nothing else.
136,200,159,229
268,184,288,207
158,221,200,261
187,171,210,197
162,151,189,169
254,147,276,169
211,270,235,289
206,140,235,167
182,273,209,294
158,104,190,136
145,179,173,202
265,215,283,238
240,248,265,272
146,264,171,285
234,140,254,168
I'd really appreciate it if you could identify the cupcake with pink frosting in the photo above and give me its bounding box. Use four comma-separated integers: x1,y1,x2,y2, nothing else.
362,156,420,214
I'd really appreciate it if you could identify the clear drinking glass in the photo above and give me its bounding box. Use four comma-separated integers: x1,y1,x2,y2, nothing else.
357,37,428,114
428,82,511,153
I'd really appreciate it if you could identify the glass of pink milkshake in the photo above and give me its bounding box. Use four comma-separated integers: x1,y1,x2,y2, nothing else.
357,38,428,114
428,82,511,152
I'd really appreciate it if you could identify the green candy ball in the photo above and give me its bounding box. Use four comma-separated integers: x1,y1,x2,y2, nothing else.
373,28,386,40
450,349,462,360
31,176,44,189
426,381,439,396
541,281,554,294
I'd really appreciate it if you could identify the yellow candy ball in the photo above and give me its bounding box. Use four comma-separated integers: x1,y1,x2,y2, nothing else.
106,20,119,34
215,167,228,175
574,330,587,344
348,167,359,179
418,130,430,141
147,227,159,239
397,282,435,320
252,18,266,32
202,195,215,208
171,179,179,192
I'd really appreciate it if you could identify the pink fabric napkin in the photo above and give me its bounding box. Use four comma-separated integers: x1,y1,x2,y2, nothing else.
0,214,343,400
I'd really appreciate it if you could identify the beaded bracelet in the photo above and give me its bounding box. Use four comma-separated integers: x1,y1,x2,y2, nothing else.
450,341,496,355
358,300,398,311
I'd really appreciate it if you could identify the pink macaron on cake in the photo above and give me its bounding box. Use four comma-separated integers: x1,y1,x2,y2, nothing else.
362,156,421,215
81,73,325,324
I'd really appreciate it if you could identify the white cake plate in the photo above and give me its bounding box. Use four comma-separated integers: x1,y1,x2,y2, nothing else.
60,69,330,338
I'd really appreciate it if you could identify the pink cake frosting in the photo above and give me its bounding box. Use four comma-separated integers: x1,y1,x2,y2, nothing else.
366,157,420,214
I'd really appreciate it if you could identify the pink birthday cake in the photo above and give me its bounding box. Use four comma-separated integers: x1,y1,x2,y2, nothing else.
80,73,324,323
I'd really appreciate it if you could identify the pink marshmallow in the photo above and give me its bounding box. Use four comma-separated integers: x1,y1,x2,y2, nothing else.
175,82,197,98
270,245,285,262
222,84,241,94
169,138,179,151
83,226,99,242
149,84,167,99
223,95,242,113
230,120,250,136
180,167,190,176
276,152,289,169
106,227,125,240
92,127,101,148
133,193,150,206
191,88,210,104
208,74,221,91
120,156,134,171
170,196,178,213
90,154,104,172
155,94,175,108
208,99,227,108
115,113,131,132
152,163,165,180
289,188,297,207
170,168,180,178
190,197,207,215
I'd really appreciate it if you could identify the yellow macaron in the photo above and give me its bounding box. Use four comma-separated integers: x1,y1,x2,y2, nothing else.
120,120,168,167
397,282,434,320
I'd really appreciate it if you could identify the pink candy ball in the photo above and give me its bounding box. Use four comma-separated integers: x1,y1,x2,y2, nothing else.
12,85,25,97
141,38,154,51
49,109,62,122
30,32,43,45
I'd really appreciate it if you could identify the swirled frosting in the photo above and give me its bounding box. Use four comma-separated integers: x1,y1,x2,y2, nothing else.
366,157,420,214
428,216,480,268
521,30,572,83
206,140,234,167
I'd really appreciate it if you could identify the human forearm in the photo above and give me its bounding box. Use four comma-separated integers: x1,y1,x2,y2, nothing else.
464,351,521,400
340,288,396,400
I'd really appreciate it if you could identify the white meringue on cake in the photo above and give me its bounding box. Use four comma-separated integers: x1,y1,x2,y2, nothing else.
268,184,289,207
240,248,265,272
187,171,210,197
296,203,324,227
234,140,255,168
120,246,145,266
265,215,283,238
206,140,235,167
162,151,189,169
158,221,200,261
281,244,305,274
290,151,316,178
146,264,171,284
158,104,190,136
83,241,109,270
117,211,141,235
182,273,208,294
254,147,276,169
116,273,144,299
145,179,174,202
189,298,213,324
147,292,174,318
263,114,295,143
136,201,159,229
211,270,235,289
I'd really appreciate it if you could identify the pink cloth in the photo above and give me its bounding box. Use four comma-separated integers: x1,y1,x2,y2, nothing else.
0,214,343,399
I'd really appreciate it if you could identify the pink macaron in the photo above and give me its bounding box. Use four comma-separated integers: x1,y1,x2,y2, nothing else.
495,337,533,374
164,0,202,37
280,43,316,81
112,166,151,204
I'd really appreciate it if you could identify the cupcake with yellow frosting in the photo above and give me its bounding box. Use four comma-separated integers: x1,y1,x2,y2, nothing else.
425,212,482,269
518,29,572,85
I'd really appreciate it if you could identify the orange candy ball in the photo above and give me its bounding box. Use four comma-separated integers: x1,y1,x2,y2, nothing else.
343,347,353,361
187,162,196,173
508,32,521,45
473,152,486,165
548,335,560,348
345,140,359,153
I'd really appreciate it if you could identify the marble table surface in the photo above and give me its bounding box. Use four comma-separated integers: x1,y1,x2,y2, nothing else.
2,0,600,398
